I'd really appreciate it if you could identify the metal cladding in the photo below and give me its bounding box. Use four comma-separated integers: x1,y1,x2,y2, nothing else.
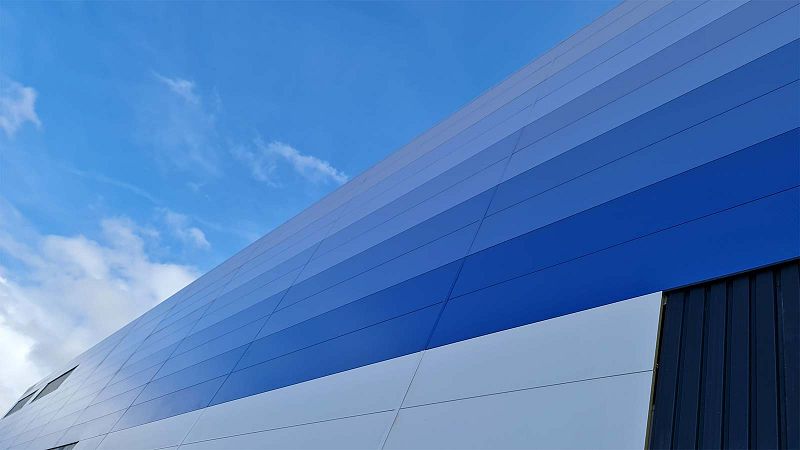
1,1,798,449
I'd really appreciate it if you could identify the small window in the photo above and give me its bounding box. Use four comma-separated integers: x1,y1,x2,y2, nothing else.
33,366,77,402
3,390,37,418
46,443,78,450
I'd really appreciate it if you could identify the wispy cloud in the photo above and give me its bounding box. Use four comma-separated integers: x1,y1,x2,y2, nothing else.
0,78,41,138
160,208,211,250
64,166,255,245
154,73,200,105
233,139,348,186
0,198,199,409
66,167,161,205
143,72,220,176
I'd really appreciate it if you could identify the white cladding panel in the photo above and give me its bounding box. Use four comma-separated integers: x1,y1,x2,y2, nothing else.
58,293,660,449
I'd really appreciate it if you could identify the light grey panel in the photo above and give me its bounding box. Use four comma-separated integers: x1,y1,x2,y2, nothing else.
71,434,105,450
5,438,32,450
183,353,420,444
23,430,62,450
181,412,392,450
58,410,125,448
96,410,201,450
384,372,653,450
404,293,660,407
505,5,800,180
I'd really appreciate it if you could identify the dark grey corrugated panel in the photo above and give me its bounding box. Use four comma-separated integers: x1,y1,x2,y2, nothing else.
648,260,799,450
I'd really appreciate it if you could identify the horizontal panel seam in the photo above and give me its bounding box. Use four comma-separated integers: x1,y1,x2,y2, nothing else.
453,183,800,301
182,409,394,446
233,302,445,374
275,219,480,312
491,51,800,219
402,368,654,411
506,3,796,167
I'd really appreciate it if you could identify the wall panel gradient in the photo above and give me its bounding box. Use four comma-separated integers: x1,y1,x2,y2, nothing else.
2,1,798,449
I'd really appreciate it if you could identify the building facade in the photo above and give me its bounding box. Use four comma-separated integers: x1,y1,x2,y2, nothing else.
1,1,798,449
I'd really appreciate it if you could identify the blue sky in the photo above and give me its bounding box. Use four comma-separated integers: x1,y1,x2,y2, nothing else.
0,1,615,407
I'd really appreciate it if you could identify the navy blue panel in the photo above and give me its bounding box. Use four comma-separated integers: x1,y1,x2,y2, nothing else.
112,377,224,431
753,271,779,448
778,263,799,449
431,188,800,348
649,291,683,450
650,261,798,449
725,277,750,448
134,346,246,405
280,190,492,308
157,317,266,378
698,282,726,449
492,39,800,215
237,261,461,370
673,287,704,449
454,129,800,297
211,304,442,405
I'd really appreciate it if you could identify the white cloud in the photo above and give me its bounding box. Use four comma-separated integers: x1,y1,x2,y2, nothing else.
0,78,41,138
160,208,211,250
143,72,220,176
0,199,199,410
234,139,348,186
154,73,200,105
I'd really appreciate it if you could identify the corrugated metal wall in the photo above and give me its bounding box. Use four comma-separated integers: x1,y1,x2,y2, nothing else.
648,259,799,449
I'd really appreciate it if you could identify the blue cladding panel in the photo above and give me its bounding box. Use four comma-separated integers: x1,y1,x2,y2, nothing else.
454,129,800,297
133,346,246,405
431,189,800,347
282,190,492,306
210,304,443,405
491,39,800,215
2,2,798,444
239,261,462,369
157,318,267,378
92,364,161,404
180,291,283,352
475,80,800,252
112,377,225,431
513,1,796,156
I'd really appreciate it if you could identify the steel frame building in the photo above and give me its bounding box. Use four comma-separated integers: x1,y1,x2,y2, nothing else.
1,1,798,449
